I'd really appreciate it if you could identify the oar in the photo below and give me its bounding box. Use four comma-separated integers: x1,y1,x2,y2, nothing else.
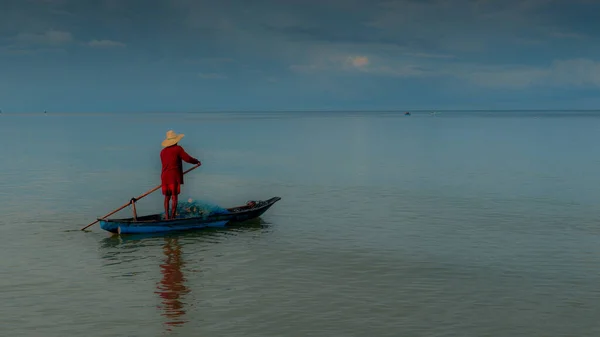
80,163,201,231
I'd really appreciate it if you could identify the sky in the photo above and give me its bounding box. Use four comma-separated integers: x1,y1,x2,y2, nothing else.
1,0,600,112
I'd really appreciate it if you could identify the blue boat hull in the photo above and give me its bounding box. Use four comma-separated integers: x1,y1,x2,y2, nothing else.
98,197,280,235
102,219,230,234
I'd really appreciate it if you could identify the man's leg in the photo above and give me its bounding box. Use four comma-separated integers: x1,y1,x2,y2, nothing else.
162,184,171,219
164,195,171,219
170,183,180,219
171,194,178,219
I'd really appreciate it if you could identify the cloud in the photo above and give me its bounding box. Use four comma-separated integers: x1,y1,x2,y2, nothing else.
461,66,549,88
164,0,600,90
455,58,600,88
348,56,369,67
361,0,593,54
403,52,454,59
87,39,126,48
184,57,235,64
550,31,585,39
0,46,67,56
363,64,432,78
290,52,366,73
15,30,72,45
290,46,600,90
290,64,320,73
27,0,68,4
198,72,227,79
291,51,435,78
357,57,600,89
2,0,600,111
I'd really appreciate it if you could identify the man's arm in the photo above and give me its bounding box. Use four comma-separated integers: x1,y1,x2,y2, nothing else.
179,146,201,165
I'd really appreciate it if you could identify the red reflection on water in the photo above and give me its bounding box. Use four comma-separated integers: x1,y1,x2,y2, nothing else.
155,237,190,330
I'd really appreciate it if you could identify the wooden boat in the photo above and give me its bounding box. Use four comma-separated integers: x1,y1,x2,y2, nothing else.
98,196,281,234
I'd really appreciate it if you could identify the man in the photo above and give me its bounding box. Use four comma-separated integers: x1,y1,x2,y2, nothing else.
160,130,201,219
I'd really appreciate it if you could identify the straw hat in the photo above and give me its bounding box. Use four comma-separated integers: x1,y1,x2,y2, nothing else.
162,130,184,147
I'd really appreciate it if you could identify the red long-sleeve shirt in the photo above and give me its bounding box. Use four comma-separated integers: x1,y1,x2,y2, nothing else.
160,145,200,185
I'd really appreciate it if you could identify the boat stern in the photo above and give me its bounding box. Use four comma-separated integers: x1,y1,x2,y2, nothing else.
98,219,119,234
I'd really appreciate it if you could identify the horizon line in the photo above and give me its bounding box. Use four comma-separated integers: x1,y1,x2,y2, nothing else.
2,109,600,114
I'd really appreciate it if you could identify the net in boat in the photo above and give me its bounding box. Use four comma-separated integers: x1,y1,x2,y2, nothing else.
172,198,230,219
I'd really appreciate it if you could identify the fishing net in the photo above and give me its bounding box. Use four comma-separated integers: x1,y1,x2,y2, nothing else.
164,198,230,219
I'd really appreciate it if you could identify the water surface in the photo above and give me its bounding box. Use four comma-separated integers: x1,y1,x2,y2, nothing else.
1,110,600,336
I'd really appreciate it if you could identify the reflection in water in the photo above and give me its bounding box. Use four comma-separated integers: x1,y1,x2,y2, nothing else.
96,219,271,333
155,237,190,330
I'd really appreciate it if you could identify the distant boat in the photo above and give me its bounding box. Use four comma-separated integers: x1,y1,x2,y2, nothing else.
404,112,411,116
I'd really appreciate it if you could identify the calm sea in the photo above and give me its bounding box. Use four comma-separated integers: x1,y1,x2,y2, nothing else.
1,110,600,336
